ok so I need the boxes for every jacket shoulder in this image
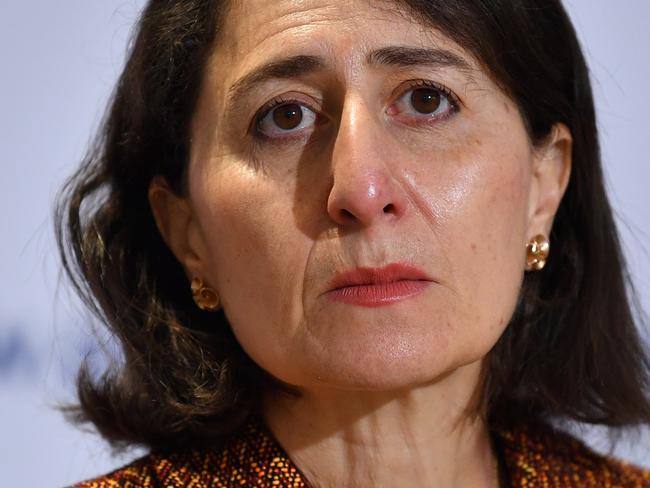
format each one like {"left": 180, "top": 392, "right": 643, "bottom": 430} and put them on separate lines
{"left": 71, "top": 448, "right": 219, "bottom": 487}
{"left": 499, "top": 421, "right": 650, "bottom": 487}
{"left": 71, "top": 416, "right": 308, "bottom": 487}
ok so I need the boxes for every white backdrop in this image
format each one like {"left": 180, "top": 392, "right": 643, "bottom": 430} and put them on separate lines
{"left": 1, "top": 1, "right": 649, "bottom": 486}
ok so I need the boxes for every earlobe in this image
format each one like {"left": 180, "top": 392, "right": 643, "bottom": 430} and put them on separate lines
{"left": 148, "top": 176, "right": 203, "bottom": 274}
{"left": 526, "top": 123, "right": 573, "bottom": 237}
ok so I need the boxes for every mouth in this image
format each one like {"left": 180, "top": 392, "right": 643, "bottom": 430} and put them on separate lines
{"left": 326, "top": 263, "right": 432, "bottom": 308}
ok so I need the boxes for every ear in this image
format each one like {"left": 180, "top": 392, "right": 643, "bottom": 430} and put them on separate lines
{"left": 526, "top": 123, "right": 573, "bottom": 238}
{"left": 148, "top": 176, "right": 205, "bottom": 276}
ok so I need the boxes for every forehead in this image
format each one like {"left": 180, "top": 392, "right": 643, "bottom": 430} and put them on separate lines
{"left": 217, "top": 0, "right": 480, "bottom": 74}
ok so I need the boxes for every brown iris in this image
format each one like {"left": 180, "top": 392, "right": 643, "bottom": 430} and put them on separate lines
{"left": 410, "top": 88, "right": 441, "bottom": 114}
{"left": 272, "top": 104, "right": 303, "bottom": 130}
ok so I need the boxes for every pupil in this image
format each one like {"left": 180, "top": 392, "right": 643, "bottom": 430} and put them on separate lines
{"left": 273, "top": 104, "right": 303, "bottom": 130}
{"left": 411, "top": 88, "right": 441, "bottom": 114}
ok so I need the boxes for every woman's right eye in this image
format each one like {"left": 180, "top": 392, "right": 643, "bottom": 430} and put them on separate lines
{"left": 255, "top": 101, "right": 319, "bottom": 140}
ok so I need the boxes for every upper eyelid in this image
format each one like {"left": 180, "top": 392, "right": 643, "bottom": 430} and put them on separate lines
{"left": 258, "top": 93, "right": 322, "bottom": 117}
{"left": 395, "top": 80, "right": 461, "bottom": 109}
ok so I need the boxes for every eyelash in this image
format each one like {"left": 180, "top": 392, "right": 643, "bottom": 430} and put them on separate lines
{"left": 251, "top": 79, "right": 460, "bottom": 143}
{"left": 394, "top": 79, "right": 460, "bottom": 122}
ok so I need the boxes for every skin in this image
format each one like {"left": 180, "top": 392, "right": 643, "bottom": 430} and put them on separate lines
{"left": 149, "top": 0, "right": 572, "bottom": 485}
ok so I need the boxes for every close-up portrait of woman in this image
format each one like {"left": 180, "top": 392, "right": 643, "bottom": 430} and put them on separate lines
{"left": 51, "top": 0, "right": 650, "bottom": 486}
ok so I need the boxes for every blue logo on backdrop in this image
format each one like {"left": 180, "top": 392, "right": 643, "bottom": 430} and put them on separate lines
{"left": 0, "top": 320, "right": 113, "bottom": 386}
{"left": 0, "top": 325, "right": 39, "bottom": 379}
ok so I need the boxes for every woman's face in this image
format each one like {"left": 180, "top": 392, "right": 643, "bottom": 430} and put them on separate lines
{"left": 154, "top": 0, "right": 570, "bottom": 391}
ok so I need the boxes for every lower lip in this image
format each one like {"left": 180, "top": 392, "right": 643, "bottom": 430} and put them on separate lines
{"left": 326, "top": 280, "right": 430, "bottom": 307}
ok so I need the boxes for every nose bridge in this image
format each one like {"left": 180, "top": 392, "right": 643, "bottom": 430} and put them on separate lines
{"left": 332, "top": 93, "right": 377, "bottom": 166}
{"left": 327, "top": 93, "right": 407, "bottom": 227}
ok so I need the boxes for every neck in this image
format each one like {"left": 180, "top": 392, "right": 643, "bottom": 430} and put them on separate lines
{"left": 262, "top": 360, "right": 499, "bottom": 488}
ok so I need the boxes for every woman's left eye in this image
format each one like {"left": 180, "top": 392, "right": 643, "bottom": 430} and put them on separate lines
{"left": 255, "top": 101, "right": 319, "bottom": 139}
{"left": 389, "top": 82, "right": 458, "bottom": 122}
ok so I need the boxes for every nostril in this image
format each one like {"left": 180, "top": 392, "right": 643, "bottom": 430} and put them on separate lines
{"left": 327, "top": 190, "right": 404, "bottom": 226}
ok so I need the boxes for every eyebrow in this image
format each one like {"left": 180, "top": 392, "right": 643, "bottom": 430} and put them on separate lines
{"left": 224, "top": 46, "right": 473, "bottom": 116}
{"left": 227, "top": 55, "right": 326, "bottom": 104}
{"left": 366, "top": 46, "right": 473, "bottom": 73}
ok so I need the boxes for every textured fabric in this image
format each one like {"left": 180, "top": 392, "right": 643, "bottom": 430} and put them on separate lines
{"left": 497, "top": 423, "right": 650, "bottom": 487}
{"left": 73, "top": 417, "right": 305, "bottom": 488}
{"left": 73, "top": 417, "right": 650, "bottom": 487}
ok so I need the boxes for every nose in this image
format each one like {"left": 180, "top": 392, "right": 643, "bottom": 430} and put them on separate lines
{"left": 326, "top": 96, "right": 408, "bottom": 228}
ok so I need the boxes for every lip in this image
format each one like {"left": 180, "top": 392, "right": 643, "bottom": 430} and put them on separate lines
{"left": 325, "top": 263, "right": 432, "bottom": 308}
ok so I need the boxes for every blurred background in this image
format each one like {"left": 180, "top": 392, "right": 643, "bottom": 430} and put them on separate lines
{"left": 1, "top": 1, "right": 649, "bottom": 486}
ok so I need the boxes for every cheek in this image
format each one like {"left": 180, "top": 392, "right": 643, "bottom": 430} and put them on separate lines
{"left": 446, "top": 141, "right": 530, "bottom": 345}
{"left": 405, "top": 130, "right": 531, "bottom": 354}
{"left": 193, "top": 169, "right": 309, "bottom": 357}
{"left": 466, "top": 156, "right": 528, "bottom": 334}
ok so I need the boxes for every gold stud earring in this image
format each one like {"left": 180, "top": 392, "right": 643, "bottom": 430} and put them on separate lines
{"left": 191, "top": 277, "right": 221, "bottom": 311}
{"left": 525, "top": 234, "right": 550, "bottom": 271}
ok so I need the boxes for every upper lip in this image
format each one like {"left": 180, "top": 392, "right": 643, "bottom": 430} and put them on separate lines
{"left": 328, "top": 263, "right": 432, "bottom": 291}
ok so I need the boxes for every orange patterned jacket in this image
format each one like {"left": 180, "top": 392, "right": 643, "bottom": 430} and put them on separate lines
{"left": 74, "top": 416, "right": 650, "bottom": 487}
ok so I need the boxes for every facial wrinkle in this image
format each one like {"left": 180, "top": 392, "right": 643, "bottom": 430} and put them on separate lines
{"left": 397, "top": 167, "right": 458, "bottom": 294}
{"left": 238, "top": 2, "right": 345, "bottom": 54}
{"left": 397, "top": 167, "right": 442, "bottom": 239}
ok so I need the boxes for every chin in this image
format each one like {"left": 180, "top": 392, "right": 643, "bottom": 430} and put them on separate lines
{"left": 290, "top": 331, "right": 473, "bottom": 392}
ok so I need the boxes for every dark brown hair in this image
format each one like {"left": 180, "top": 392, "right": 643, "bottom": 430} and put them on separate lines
{"left": 56, "top": 0, "right": 650, "bottom": 451}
